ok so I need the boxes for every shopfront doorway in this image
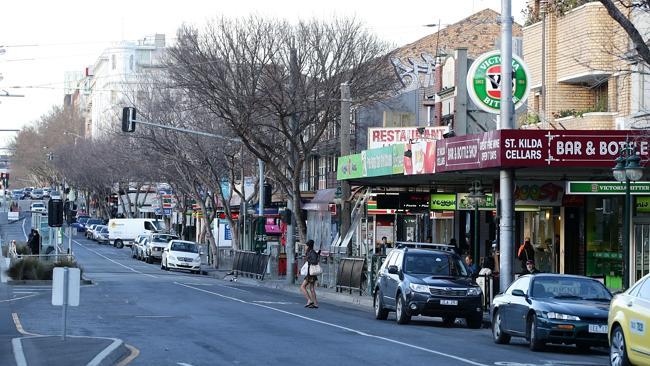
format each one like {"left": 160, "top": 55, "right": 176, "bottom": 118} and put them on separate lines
{"left": 633, "top": 220, "right": 650, "bottom": 283}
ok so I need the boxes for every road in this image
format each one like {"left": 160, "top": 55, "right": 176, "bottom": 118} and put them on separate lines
{"left": 2, "top": 214, "right": 610, "bottom": 366}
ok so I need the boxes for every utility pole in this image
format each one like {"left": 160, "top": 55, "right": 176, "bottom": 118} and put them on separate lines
{"left": 286, "top": 46, "right": 299, "bottom": 285}
{"left": 340, "top": 82, "right": 352, "bottom": 255}
{"left": 499, "top": 0, "right": 515, "bottom": 291}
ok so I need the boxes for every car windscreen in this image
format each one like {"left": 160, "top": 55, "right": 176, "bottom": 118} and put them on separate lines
{"left": 78, "top": 217, "right": 89, "bottom": 224}
{"left": 32, "top": 203, "right": 45, "bottom": 208}
{"left": 170, "top": 242, "right": 198, "bottom": 253}
{"left": 153, "top": 235, "right": 177, "bottom": 242}
{"left": 403, "top": 253, "right": 469, "bottom": 277}
{"left": 33, "top": 189, "right": 43, "bottom": 194}
{"left": 531, "top": 277, "right": 612, "bottom": 300}
{"left": 87, "top": 219, "right": 102, "bottom": 225}
{"left": 153, "top": 221, "right": 166, "bottom": 231}
{"left": 100, "top": 228, "right": 108, "bottom": 233}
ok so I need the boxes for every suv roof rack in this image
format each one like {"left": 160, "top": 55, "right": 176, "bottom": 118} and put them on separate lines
{"left": 395, "top": 241, "right": 456, "bottom": 253}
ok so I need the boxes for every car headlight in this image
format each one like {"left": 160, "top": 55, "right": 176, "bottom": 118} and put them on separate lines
{"left": 168, "top": 255, "right": 176, "bottom": 261}
{"left": 193, "top": 256, "right": 201, "bottom": 262}
{"left": 545, "top": 312, "right": 580, "bottom": 321}
{"left": 467, "top": 287, "right": 482, "bottom": 296}
{"left": 409, "top": 283, "right": 430, "bottom": 293}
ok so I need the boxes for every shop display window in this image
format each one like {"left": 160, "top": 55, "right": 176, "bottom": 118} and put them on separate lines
{"left": 586, "top": 197, "right": 623, "bottom": 289}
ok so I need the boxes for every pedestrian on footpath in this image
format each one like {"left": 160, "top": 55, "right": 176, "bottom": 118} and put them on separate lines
{"left": 300, "top": 240, "right": 320, "bottom": 309}
{"left": 28, "top": 229, "right": 40, "bottom": 255}
{"left": 524, "top": 259, "right": 541, "bottom": 275}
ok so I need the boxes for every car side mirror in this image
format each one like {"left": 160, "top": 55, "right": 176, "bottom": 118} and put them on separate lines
{"left": 512, "top": 289, "right": 526, "bottom": 297}
{"left": 388, "top": 265, "right": 399, "bottom": 274}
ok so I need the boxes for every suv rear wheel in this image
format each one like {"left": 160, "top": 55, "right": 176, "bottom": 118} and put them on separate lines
{"left": 114, "top": 239, "right": 124, "bottom": 249}
{"left": 395, "top": 295, "right": 411, "bottom": 324}
{"left": 374, "top": 290, "right": 389, "bottom": 320}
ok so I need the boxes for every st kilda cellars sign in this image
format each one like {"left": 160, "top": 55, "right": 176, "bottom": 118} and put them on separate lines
{"left": 435, "top": 130, "right": 650, "bottom": 172}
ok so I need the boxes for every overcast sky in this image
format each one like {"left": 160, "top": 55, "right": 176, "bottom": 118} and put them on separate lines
{"left": 0, "top": 0, "right": 525, "bottom": 148}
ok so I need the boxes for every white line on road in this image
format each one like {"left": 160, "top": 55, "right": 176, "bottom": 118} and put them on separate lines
{"left": 0, "top": 294, "right": 37, "bottom": 303}
{"left": 134, "top": 315, "right": 175, "bottom": 318}
{"left": 252, "top": 301, "right": 293, "bottom": 305}
{"left": 174, "top": 282, "right": 489, "bottom": 366}
{"left": 177, "top": 363, "right": 195, "bottom": 366}
{"left": 73, "top": 239, "right": 158, "bottom": 278}
{"left": 21, "top": 217, "right": 28, "bottom": 241}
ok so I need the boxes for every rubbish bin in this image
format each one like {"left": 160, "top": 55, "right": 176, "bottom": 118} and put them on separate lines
{"left": 278, "top": 253, "right": 287, "bottom": 275}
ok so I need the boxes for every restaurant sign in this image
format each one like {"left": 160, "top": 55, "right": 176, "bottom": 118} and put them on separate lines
{"left": 435, "top": 130, "right": 650, "bottom": 172}
{"left": 566, "top": 181, "right": 650, "bottom": 195}
{"left": 430, "top": 193, "right": 457, "bottom": 210}
{"left": 368, "top": 127, "right": 447, "bottom": 149}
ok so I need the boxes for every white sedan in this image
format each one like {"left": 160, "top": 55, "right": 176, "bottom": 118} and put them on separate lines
{"left": 30, "top": 202, "right": 46, "bottom": 213}
{"left": 161, "top": 240, "right": 202, "bottom": 274}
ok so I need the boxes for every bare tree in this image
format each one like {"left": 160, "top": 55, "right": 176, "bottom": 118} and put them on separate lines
{"left": 600, "top": 0, "right": 650, "bottom": 66}
{"left": 164, "top": 16, "right": 395, "bottom": 242}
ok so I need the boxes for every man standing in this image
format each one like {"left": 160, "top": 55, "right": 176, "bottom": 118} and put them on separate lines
{"left": 465, "top": 254, "right": 478, "bottom": 277}
{"left": 524, "top": 260, "right": 540, "bottom": 275}
{"left": 28, "top": 229, "right": 40, "bottom": 255}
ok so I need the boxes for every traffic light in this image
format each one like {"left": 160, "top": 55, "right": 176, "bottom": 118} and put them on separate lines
{"left": 48, "top": 198, "right": 64, "bottom": 227}
{"left": 121, "top": 107, "right": 136, "bottom": 132}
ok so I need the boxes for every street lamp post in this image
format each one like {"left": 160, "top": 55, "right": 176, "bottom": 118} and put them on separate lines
{"left": 612, "top": 147, "right": 643, "bottom": 289}
{"left": 466, "top": 181, "right": 486, "bottom": 264}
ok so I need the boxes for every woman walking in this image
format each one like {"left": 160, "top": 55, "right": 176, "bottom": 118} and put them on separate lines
{"left": 300, "top": 240, "right": 321, "bottom": 308}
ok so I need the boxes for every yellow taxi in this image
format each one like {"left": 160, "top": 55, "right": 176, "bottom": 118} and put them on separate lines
{"left": 609, "top": 273, "right": 650, "bottom": 366}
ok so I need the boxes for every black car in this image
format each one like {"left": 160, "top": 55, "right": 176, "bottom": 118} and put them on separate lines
{"left": 491, "top": 274, "right": 612, "bottom": 351}
{"left": 373, "top": 244, "right": 483, "bottom": 328}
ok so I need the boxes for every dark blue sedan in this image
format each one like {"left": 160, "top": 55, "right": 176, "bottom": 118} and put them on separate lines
{"left": 491, "top": 274, "right": 612, "bottom": 352}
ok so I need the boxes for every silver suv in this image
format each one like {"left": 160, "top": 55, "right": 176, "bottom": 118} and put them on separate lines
{"left": 143, "top": 233, "right": 179, "bottom": 264}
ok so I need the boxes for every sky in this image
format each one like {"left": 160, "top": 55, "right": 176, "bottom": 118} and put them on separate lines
{"left": 0, "top": 0, "right": 525, "bottom": 148}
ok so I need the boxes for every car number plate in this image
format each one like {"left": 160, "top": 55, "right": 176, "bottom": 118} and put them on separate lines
{"left": 440, "top": 300, "right": 458, "bottom": 306}
{"left": 588, "top": 324, "right": 608, "bottom": 334}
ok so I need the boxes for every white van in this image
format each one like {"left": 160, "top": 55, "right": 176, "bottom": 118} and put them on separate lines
{"left": 108, "top": 218, "right": 165, "bottom": 248}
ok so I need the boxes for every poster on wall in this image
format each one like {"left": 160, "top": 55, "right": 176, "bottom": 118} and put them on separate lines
{"left": 404, "top": 141, "right": 436, "bottom": 175}
{"left": 376, "top": 225, "right": 394, "bottom": 244}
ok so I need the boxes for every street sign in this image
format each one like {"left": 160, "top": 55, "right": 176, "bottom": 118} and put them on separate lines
{"left": 52, "top": 267, "right": 80, "bottom": 306}
{"left": 566, "top": 181, "right": 650, "bottom": 195}
{"left": 466, "top": 50, "right": 530, "bottom": 114}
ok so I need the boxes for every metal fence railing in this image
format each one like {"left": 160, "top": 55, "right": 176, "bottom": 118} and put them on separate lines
{"left": 335, "top": 257, "right": 366, "bottom": 295}
{"left": 476, "top": 273, "right": 498, "bottom": 311}
{"left": 232, "top": 250, "right": 270, "bottom": 280}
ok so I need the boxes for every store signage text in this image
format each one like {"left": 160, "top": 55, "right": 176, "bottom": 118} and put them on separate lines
{"left": 368, "top": 127, "right": 446, "bottom": 149}
{"left": 514, "top": 181, "right": 564, "bottom": 206}
{"left": 566, "top": 181, "right": 650, "bottom": 195}
{"left": 430, "top": 193, "right": 457, "bottom": 210}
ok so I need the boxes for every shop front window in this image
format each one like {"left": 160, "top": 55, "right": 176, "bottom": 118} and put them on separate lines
{"left": 586, "top": 197, "right": 623, "bottom": 289}
{"left": 521, "top": 208, "right": 558, "bottom": 274}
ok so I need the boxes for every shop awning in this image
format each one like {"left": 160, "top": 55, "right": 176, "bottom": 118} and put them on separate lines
{"left": 303, "top": 188, "right": 336, "bottom": 211}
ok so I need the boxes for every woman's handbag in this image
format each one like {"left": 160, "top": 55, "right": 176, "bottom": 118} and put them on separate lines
{"left": 308, "top": 264, "right": 323, "bottom": 276}
{"left": 300, "top": 262, "right": 323, "bottom": 276}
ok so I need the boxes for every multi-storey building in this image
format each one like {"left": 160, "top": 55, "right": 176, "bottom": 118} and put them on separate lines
{"left": 84, "top": 34, "right": 166, "bottom": 139}
{"left": 522, "top": 0, "right": 650, "bottom": 130}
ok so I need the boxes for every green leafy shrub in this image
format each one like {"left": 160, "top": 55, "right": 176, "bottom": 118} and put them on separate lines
{"left": 15, "top": 245, "right": 31, "bottom": 255}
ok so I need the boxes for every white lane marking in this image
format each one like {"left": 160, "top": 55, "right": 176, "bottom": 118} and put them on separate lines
{"left": 12, "top": 338, "right": 27, "bottom": 366}
{"left": 82, "top": 337, "right": 124, "bottom": 366}
{"left": 134, "top": 315, "right": 175, "bottom": 318}
{"left": 0, "top": 294, "right": 37, "bottom": 303}
{"left": 21, "top": 216, "right": 28, "bottom": 240}
{"left": 178, "top": 363, "right": 195, "bottom": 366}
{"left": 73, "top": 239, "right": 157, "bottom": 278}
{"left": 253, "top": 301, "right": 293, "bottom": 305}
{"left": 13, "top": 292, "right": 40, "bottom": 294}
{"left": 175, "top": 282, "right": 489, "bottom": 366}
{"left": 12, "top": 313, "right": 40, "bottom": 336}
{"left": 178, "top": 281, "right": 250, "bottom": 293}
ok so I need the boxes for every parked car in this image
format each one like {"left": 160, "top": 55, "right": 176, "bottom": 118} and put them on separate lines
{"left": 30, "top": 202, "right": 46, "bottom": 213}
{"left": 96, "top": 227, "right": 110, "bottom": 244}
{"left": 85, "top": 224, "right": 99, "bottom": 239}
{"left": 50, "top": 190, "right": 62, "bottom": 200}
{"left": 42, "top": 188, "right": 51, "bottom": 199}
{"left": 131, "top": 234, "right": 149, "bottom": 260}
{"left": 91, "top": 225, "right": 107, "bottom": 241}
{"left": 81, "top": 218, "right": 103, "bottom": 233}
{"left": 608, "top": 273, "right": 650, "bottom": 366}
{"left": 161, "top": 240, "right": 202, "bottom": 274}
{"left": 108, "top": 218, "right": 165, "bottom": 249}
{"left": 143, "top": 233, "right": 180, "bottom": 264}
{"left": 491, "top": 274, "right": 612, "bottom": 352}
{"left": 373, "top": 243, "right": 483, "bottom": 328}
{"left": 72, "top": 216, "right": 91, "bottom": 232}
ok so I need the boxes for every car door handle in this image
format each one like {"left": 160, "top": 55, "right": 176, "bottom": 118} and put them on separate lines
{"left": 627, "top": 301, "right": 633, "bottom": 307}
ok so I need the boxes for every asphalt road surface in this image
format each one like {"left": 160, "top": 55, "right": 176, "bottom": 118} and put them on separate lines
{"left": 2, "top": 218, "right": 610, "bottom": 366}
